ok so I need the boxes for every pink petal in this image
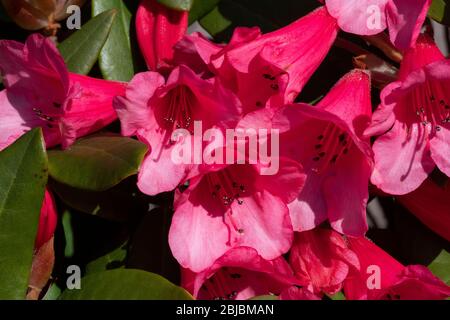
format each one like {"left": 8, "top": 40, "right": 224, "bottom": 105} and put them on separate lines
{"left": 62, "top": 74, "right": 127, "bottom": 148}
{"left": 136, "top": 0, "right": 188, "bottom": 71}
{"left": 371, "top": 121, "right": 435, "bottom": 195}
{"left": 325, "top": 0, "right": 388, "bottom": 35}
{"left": 386, "top": 0, "right": 432, "bottom": 50}
{"left": 113, "top": 71, "right": 165, "bottom": 137}
{"left": 398, "top": 178, "right": 450, "bottom": 242}
{"left": 289, "top": 229, "right": 360, "bottom": 295}
{"left": 183, "top": 247, "right": 297, "bottom": 299}
{"left": 317, "top": 69, "right": 372, "bottom": 138}
{"left": 35, "top": 189, "right": 58, "bottom": 250}
{"left": 221, "top": 6, "right": 338, "bottom": 104}
{"left": 169, "top": 176, "right": 233, "bottom": 272}
{"left": 322, "top": 146, "right": 371, "bottom": 236}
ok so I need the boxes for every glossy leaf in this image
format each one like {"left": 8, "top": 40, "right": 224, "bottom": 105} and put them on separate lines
{"left": 250, "top": 295, "right": 279, "bottom": 300}
{"left": 0, "top": 129, "right": 48, "bottom": 300}
{"left": 48, "top": 136, "right": 148, "bottom": 192}
{"left": 58, "top": 9, "right": 117, "bottom": 75}
{"left": 428, "top": 0, "right": 450, "bottom": 26}
{"left": 158, "top": 0, "right": 193, "bottom": 11}
{"left": 428, "top": 250, "right": 450, "bottom": 285}
{"left": 92, "top": 0, "right": 134, "bottom": 81}
{"left": 59, "top": 269, "right": 193, "bottom": 300}
{"left": 85, "top": 242, "right": 127, "bottom": 274}
{"left": 188, "top": 0, "right": 220, "bottom": 24}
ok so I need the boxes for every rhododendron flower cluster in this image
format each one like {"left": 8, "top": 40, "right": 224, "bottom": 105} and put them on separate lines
{"left": 0, "top": 0, "right": 448, "bottom": 302}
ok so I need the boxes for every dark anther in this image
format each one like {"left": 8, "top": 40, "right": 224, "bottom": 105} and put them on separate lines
{"left": 338, "top": 133, "right": 346, "bottom": 142}
{"left": 315, "top": 144, "right": 322, "bottom": 149}
{"left": 313, "top": 156, "right": 320, "bottom": 162}
{"left": 394, "top": 294, "right": 401, "bottom": 300}
{"left": 440, "top": 100, "right": 445, "bottom": 105}
{"left": 330, "top": 154, "right": 338, "bottom": 164}
{"left": 430, "top": 95, "right": 435, "bottom": 102}
{"left": 270, "top": 84, "right": 279, "bottom": 91}
{"left": 215, "top": 184, "right": 221, "bottom": 191}
{"left": 237, "top": 228, "right": 244, "bottom": 234}
{"left": 436, "top": 126, "right": 441, "bottom": 132}
{"left": 262, "top": 73, "right": 272, "bottom": 79}
{"left": 343, "top": 148, "right": 349, "bottom": 155}
{"left": 319, "top": 152, "right": 326, "bottom": 158}
{"left": 53, "top": 102, "right": 61, "bottom": 108}
{"left": 230, "top": 273, "right": 241, "bottom": 279}
{"left": 446, "top": 105, "right": 450, "bottom": 110}
{"left": 237, "top": 200, "right": 244, "bottom": 205}
{"left": 317, "top": 135, "right": 324, "bottom": 140}
{"left": 47, "top": 124, "right": 53, "bottom": 129}
{"left": 256, "top": 101, "right": 263, "bottom": 107}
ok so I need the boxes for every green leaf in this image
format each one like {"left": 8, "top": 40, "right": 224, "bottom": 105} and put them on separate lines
{"left": 328, "top": 291, "right": 346, "bottom": 300}
{"left": 428, "top": 250, "right": 450, "bottom": 285}
{"left": 48, "top": 136, "right": 148, "bottom": 192}
{"left": 158, "top": 0, "right": 193, "bottom": 11}
{"left": 43, "top": 283, "right": 62, "bottom": 300}
{"left": 62, "top": 210, "right": 75, "bottom": 258}
{"left": 250, "top": 295, "right": 279, "bottom": 300}
{"left": 0, "top": 129, "right": 48, "bottom": 300}
{"left": 86, "top": 242, "right": 127, "bottom": 274}
{"left": 50, "top": 179, "right": 144, "bottom": 222}
{"left": 92, "top": 0, "right": 134, "bottom": 81}
{"left": 58, "top": 9, "right": 117, "bottom": 75}
{"left": 428, "top": 0, "right": 450, "bottom": 26}
{"left": 189, "top": 0, "right": 221, "bottom": 24}
{"left": 59, "top": 269, "right": 194, "bottom": 300}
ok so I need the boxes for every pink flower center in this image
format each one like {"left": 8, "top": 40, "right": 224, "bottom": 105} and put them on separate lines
{"left": 32, "top": 101, "right": 63, "bottom": 129}
{"left": 163, "top": 85, "right": 194, "bottom": 133}
{"left": 412, "top": 81, "right": 450, "bottom": 133}
{"left": 310, "top": 123, "right": 353, "bottom": 173}
{"left": 201, "top": 268, "right": 242, "bottom": 300}
{"left": 205, "top": 170, "right": 247, "bottom": 235}
{"left": 207, "top": 171, "right": 246, "bottom": 207}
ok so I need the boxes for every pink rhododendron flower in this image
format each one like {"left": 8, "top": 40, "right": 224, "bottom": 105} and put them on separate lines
{"left": 114, "top": 65, "right": 243, "bottom": 195}
{"left": 323, "top": 0, "right": 431, "bottom": 49}
{"left": 366, "top": 35, "right": 450, "bottom": 195}
{"left": 0, "top": 34, "right": 126, "bottom": 150}
{"left": 35, "top": 189, "right": 58, "bottom": 250}
{"left": 174, "top": 7, "right": 339, "bottom": 109}
{"left": 344, "top": 237, "right": 450, "bottom": 300}
{"left": 182, "top": 247, "right": 299, "bottom": 300}
{"left": 397, "top": 178, "right": 450, "bottom": 242}
{"left": 242, "top": 69, "right": 373, "bottom": 235}
{"left": 169, "top": 159, "right": 306, "bottom": 273}
{"left": 136, "top": 0, "right": 188, "bottom": 71}
{"left": 289, "top": 228, "right": 359, "bottom": 296}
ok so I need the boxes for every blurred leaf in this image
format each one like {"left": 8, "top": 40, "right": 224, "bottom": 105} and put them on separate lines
{"left": 43, "top": 283, "right": 62, "bottom": 300}
{"left": 428, "top": 250, "right": 450, "bottom": 285}
{"left": 59, "top": 269, "right": 193, "bottom": 300}
{"left": 250, "top": 295, "right": 279, "bottom": 300}
{"left": 58, "top": 9, "right": 117, "bottom": 75}
{"left": 0, "top": 1, "right": 10, "bottom": 22}
{"left": 50, "top": 179, "right": 145, "bottom": 222}
{"left": 328, "top": 291, "right": 346, "bottom": 300}
{"left": 189, "top": 0, "right": 220, "bottom": 24}
{"left": 127, "top": 207, "right": 181, "bottom": 284}
{"left": 200, "top": 0, "right": 319, "bottom": 40}
{"left": 428, "top": 0, "right": 450, "bottom": 26}
{"left": 48, "top": 136, "right": 147, "bottom": 191}
{"left": 85, "top": 242, "right": 127, "bottom": 274}
{"left": 158, "top": 0, "right": 193, "bottom": 11}
{"left": 92, "top": 0, "right": 134, "bottom": 81}
{"left": 0, "top": 129, "right": 48, "bottom": 300}
{"left": 62, "top": 210, "right": 75, "bottom": 259}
